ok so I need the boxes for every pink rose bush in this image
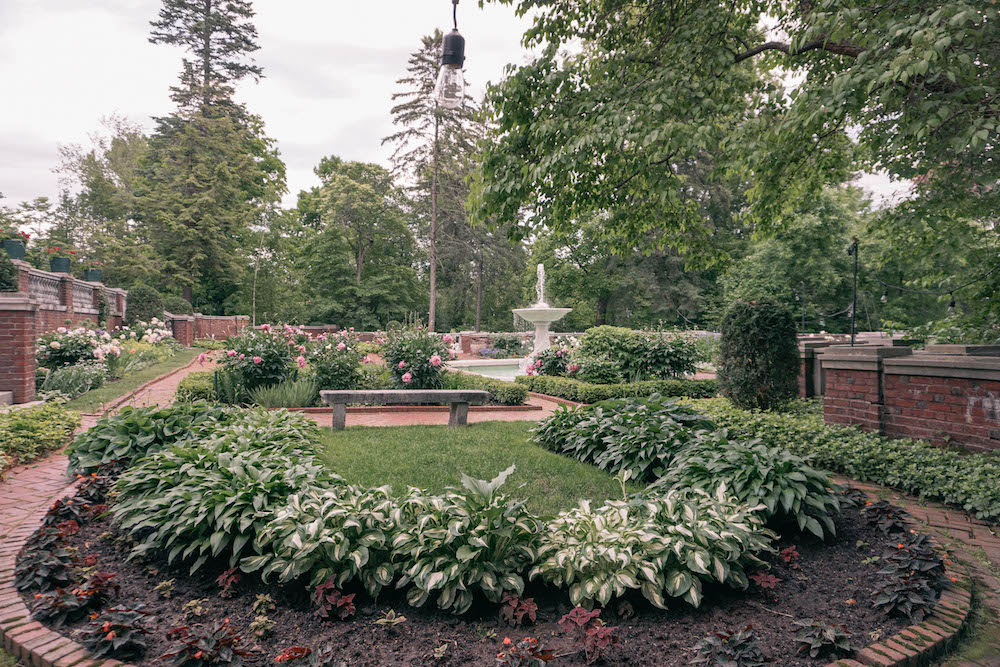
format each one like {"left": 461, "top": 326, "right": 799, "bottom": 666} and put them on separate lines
{"left": 382, "top": 325, "right": 449, "bottom": 389}
{"left": 308, "top": 330, "right": 362, "bottom": 390}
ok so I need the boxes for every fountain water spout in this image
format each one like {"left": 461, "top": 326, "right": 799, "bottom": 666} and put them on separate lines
{"left": 513, "top": 264, "right": 571, "bottom": 363}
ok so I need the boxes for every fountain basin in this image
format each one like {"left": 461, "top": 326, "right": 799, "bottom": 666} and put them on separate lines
{"left": 511, "top": 307, "right": 572, "bottom": 324}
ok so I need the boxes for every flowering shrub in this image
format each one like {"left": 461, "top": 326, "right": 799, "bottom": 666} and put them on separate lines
{"left": 114, "top": 318, "right": 175, "bottom": 346}
{"left": 382, "top": 326, "right": 449, "bottom": 389}
{"left": 36, "top": 327, "right": 118, "bottom": 369}
{"left": 221, "top": 327, "right": 296, "bottom": 392}
{"left": 1, "top": 223, "right": 30, "bottom": 243}
{"left": 309, "top": 332, "right": 363, "bottom": 390}
{"left": 528, "top": 344, "right": 573, "bottom": 376}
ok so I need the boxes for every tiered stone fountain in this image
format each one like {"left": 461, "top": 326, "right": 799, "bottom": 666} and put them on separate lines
{"left": 513, "top": 264, "right": 571, "bottom": 370}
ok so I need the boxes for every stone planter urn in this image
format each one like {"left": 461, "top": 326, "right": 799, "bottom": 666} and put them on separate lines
{"left": 2, "top": 239, "right": 25, "bottom": 260}
{"left": 84, "top": 268, "right": 103, "bottom": 282}
{"left": 49, "top": 257, "right": 71, "bottom": 273}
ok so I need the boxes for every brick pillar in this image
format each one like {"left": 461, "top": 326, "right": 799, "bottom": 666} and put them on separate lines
{"left": 0, "top": 294, "right": 39, "bottom": 404}
{"left": 170, "top": 316, "right": 194, "bottom": 347}
{"left": 12, "top": 260, "right": 30, "bottom": 293}
{"left": 818, "top": 346, "right": 913, "bottom": 434}
{"left": 58, "top": 276, "right": 74, "bottom": 320}
{"left": 797, "top": 341, "right": 840, "bottom": 397}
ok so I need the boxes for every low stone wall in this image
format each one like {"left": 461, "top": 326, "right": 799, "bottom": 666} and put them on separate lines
{"left": 819, "top": 344, "right": 1000, "bottom": 453}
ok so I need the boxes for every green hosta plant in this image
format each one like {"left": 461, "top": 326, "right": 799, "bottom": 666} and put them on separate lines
{"left": 65, "top": 401, "right": 229, "bottom": 475}
{"left": 243, "top": 485, "right": 401, "bottom": 597}
{"left": 532, "top": 395, "right": 716, "bottom": 482}
{"left": 112, "top": 411, "right": 334, "bottom": 573}
{"left": 391, "top": 465, "right": 543, "bottom": 614}
{"left": 531, "top": 487, "right": 776, "bottom": 609}
{"left": 655, "top": 435, "right": 841, "bottom": 539}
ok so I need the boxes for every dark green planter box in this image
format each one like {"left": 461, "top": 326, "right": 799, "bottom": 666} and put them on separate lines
{"left": 49, "top": 257, "right": 71, "bottom": 273}
{"left": 84, "top": 268, "right": 103, "bottom": 282}
{"left": 3, "top": 239, "right": 25, "bottom": 260}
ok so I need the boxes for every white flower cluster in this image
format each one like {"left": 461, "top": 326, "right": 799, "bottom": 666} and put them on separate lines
{"left": 116, "top": 318, "right": 174, "bottom": 345}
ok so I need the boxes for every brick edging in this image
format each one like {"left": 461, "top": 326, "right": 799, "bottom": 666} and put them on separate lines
{"left": 526, "top": 391, "right": 581, "bottom": 407}
{"left": 0, "top": 478, "right": 138, "bottom": 667}
{"left": 823, "top": 519, "right": 975, "bottom": 666}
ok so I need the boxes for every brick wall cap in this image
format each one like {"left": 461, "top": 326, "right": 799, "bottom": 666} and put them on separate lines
{"left": 883, "top": 354, "right": 1000, "bottom": 380}
{"left": 0, "top": 294, "right": 39, "bottom": 311}
{"left": 818, "top": 346, "right": 913, "bottom": 360}
{"left": 924, "top": 344, "right": 1000, "bottom": 356}
{"left": 165, "top": 314, "right": 195, "bottom": 322}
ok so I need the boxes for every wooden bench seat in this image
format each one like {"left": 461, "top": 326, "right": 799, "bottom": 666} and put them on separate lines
{"left": 319, "top": 389, "right": 491, "bottom": 429}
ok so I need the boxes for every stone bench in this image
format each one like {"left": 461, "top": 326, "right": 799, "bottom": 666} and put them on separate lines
{"left": 319, "top": 389, "right": 491, "bottom": 430}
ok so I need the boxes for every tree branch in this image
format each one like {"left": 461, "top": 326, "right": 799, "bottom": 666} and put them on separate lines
{"left": 734, "top": 38, "right": 863, "bottom": 64}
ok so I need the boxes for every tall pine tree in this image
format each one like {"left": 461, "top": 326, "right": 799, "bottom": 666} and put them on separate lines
{"left": 139, "top": 0, "right": 284, "bottom": 309}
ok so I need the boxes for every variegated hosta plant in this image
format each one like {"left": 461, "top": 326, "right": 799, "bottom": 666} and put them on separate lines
{"left": 530, "top": 487, "right": 776, "bottom": 609}
{"left": 655, "top": 436, "right": 841, "bottom": 539}
{"left": 112, "top": 411, "right": 334, "bottom": 574}
{"left": 242, "top": 485, "right": 404, "bottom": 597}
{"left": 391, "top": 465, "right": 543, "bottom": 615}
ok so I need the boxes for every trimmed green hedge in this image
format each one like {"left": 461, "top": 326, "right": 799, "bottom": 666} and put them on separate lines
{"left": 516, "top": 375, "right": 718, "bottom": 403}
{"left": 444, "top": 371, "right": 528, "bottom": 406}
{"left": 688, "top": 398, "right": 1000, "bottom": 524}
{"left": 175, "top": 371, "right": 215, "bottom": 402}
{"left": 0, "top": 404, "right": 79, "bottom": 475}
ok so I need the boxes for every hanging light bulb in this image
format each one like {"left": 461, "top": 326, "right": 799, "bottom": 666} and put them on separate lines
{"left": 434, "top": 1, "right": 466, "bottom": 110}
{"left": 947, "top": 293, "right": 956, "bottom": 315}
{"left": 880, "top": 291, "right": 888, "bottom": 303}
{"left": 819, "top": 318, "right": 825, "bottom": 327}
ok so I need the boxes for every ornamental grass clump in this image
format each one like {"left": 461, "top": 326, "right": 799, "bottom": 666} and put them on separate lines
{"left": 382, "top": 325, "right": 450, "bottom": 388}
{"left": 531, "top": 395, "right": 716, "bottom": 482}
{"left": 530, "top": 487, "right": 775, "bottom": 609}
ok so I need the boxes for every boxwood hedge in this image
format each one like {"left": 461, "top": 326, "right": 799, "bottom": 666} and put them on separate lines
{"left": 516, "top": 375, "right": 718, "bottom": 403}
{"left": 443, "top": 371, "right": 528, "bottom": 405}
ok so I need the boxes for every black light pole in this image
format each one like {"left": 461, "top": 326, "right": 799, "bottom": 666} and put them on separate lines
{"left": 847, "top": 237, "right": 859, "bottom": 346}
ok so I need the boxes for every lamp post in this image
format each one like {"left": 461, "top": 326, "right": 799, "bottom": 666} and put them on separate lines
{"left": 847, "top": 237, "right": 859, "bottom": 346}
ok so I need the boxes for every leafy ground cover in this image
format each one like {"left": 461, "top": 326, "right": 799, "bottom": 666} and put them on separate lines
{"left": 0, "top": 403, "right": 79, "bottom": 476}
{"left": 317, "top": 422, "right": 632, "bottom": 516}
{"left": 63, "top": 348, "right": 198, "bottom": 413}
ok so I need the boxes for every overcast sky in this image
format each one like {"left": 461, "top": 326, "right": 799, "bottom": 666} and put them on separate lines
{"left": 0, "top": 0, "right": 534, "bottom": 209}
{"left": 0, "top": 1, "right": 908, "bottom": 211}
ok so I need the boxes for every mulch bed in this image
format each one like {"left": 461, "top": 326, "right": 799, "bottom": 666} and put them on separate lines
{"left": 23, "top": 502, "right": 911, "bottom": 666}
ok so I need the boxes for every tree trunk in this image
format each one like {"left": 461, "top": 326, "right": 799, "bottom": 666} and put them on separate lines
{"left": 183, "top": 284, "right": 194, "bottom": 304}
{"left": 201, "top": 0, "right": 213, "bottom": 110}
{"left": 596, "top": 295, "right": 609, "bottom": 326}
{"left": 475, "top": 243, "right": 483, "bottom": 332}
{"left": 429, "top": 114, "right": 439, "bottom": 331}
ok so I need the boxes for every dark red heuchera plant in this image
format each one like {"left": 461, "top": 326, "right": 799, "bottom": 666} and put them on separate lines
{"left": 500, "top": 593, "right": 538, "bottom": 627}
{"left": 495, "top": 637, "right": 555, "bottom": 666}
{"left": 750, "top": 572, "right": 782, "bottom": 590}
{"left": 557, "top": 607, "right": 619, "bottom": 664}
{"left": 311, "top": 578, "right": 356, "bottom": 621}
{"left": 216, "top": 567, "right": 241, "bottom": 598}
{"left": 160, "top": 619, "right": 249, "bottom": 666}
{"left": 779, "top": 546, "right": 800, "bottom": 567}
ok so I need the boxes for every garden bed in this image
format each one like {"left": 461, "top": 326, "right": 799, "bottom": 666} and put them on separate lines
{"left": 29, "top": 503, "right": 908, "bottom": 665}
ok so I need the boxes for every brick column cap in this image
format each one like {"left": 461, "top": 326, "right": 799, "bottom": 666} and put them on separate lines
{"left": 167, "top": 314, "right": 195, "bottom": 322}
{"left": 818, "top": 345, "right": 913, "bottom": 371}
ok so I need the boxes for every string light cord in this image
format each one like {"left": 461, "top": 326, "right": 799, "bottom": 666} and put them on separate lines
{"left": 870, "top": 262, "right": 1000, "bottom": 297}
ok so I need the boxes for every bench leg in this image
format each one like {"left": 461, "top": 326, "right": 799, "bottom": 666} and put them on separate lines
{"left": 448, "top": 402, "right": 470, "bottom": 426}
{"left": 332, "top": 403, "right": 347, "bottom": 430}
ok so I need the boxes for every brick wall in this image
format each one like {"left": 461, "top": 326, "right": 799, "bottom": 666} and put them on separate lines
{"left": 820, "top": 346, "right": 1000, "bottom": 453}
{"left": 193, "top": 315, "right": 249, "bottom": 340}
{"left": 169, "top": 316, "right": 195, "bottom": 347}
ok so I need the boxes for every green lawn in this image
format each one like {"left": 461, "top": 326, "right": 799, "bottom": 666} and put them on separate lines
{"left": 318, "top": 421, "right": 637, "bottom": 516}
{"left": 63, "top": 348, "right": 200, "bottom": 413}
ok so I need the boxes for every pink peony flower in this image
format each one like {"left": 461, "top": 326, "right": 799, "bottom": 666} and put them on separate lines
{"left": 448, "top": 350, "right": 456, "bottom": 359}
{"left": 429, "top": 354, "right": 442, "bottom": 367}
{"left": 556, "top": 349, "right": 563, "bottom": 357}
{"left": 261, "top": 324, "right": 271, "bottom": 331}
{"left": 337, "top": 342, "right": 346, "bottom": 351}
{"left": 363, "top": 355, "right": 372, "bottom": 364}
{"left": 398, "top": 361, "right": 407, "bottom": 369}
{"left": 197, "top": 352, "right": 209, "bottom": 364}
{"left": 401, "top": 372, "right": 412, "bottom": 384}
{"left": 349, "top": 327, "right": 354, "bottom": 332}
{"left": 297, "top": 345, "right": 306, "bottom": 353}
{"left": 239, "top": 353, "right": 245, "bottom": 359}
{"left": 443, "top": 334, "right": 454, "bottom": 344}
{"left": 567, "top": 363, "right": 579, "bottom": 373}
{"left": 252, "top": 356, "right": 262, "bottom": 364}
{"left": 227, "top": 349, "right": 237, "bottom": 357}
{"left": 296, "top": 355, "right": 306, "bottom": 368}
